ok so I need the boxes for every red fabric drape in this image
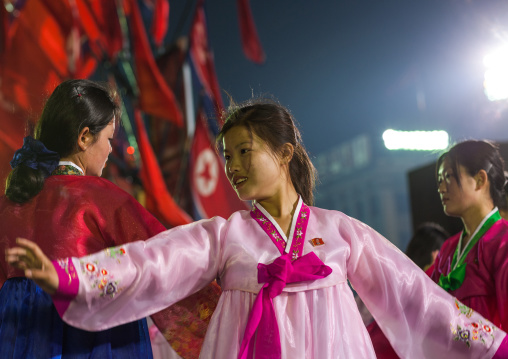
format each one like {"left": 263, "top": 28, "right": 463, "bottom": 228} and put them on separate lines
{"left": 151, "top": 0, "right": 170, "bottom": 47}
{"left": 0, "top": 106, "right": 26, "bottom": 194}
{"left": 80, "top": 0, "right": 124, "bottom": 59}
{"left": 130, "top": 0, "right": 183, "bottom": 126}
{"left": 189, "top": 111, "right": 248, "bottom": 219}
{"left": 237, "top": 0, "right": 265, "bottom": 64}
{"left": 134, "top": 108, "right": 191, "bottom": 227}
{"left": 0, "top": 1, "right": 69, "bottom": 112}
{"left": 189, "top": 1, "right": 224, "bottom": 119}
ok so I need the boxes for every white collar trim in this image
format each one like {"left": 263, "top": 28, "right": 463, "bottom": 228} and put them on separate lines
{"left": 456, "top": 206, "right": 499, "bottom": 265}
{"left": 254, "top": 196, "right": 303, "bottom": 254}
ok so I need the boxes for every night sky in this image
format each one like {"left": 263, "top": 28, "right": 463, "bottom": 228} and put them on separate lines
{"left": 169, "top": 0, "right": 508, "bottom": 157}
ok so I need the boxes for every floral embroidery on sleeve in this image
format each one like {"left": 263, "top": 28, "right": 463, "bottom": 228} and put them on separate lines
{"left": 455, "top": 299, "right": 473, "bottom": 317}
{"left": 105, "top": 247, "right": 126, "bottom": 261}
{"left": 80, "top": 246, "right": 127, "bottom": 298}
{"left": 57, "top": 257, "right": 77, "bottom": 285}
{"left": 451, "top": 299, "right": 495, "bottom": 348}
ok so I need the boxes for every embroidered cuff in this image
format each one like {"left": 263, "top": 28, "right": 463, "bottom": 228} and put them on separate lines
{"left": 493, "top": 334, "right": 508, "bottom": 359}
{"left": 51, "top": 258, "right": 79, "bottom": 317}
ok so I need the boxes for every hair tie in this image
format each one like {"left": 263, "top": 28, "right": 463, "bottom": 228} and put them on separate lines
{"left": 10, "top": 136, "right": 60, "bottom": 178}
{"left": 74, "top": 86, "right": 83, "bottom": 99}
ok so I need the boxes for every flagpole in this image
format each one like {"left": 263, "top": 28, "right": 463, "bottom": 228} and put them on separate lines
{"left": 183, "top": 61, "right": 196, "bottom": 139}
{"left": 173, "top": 61, "right": 195, "bottom": 204}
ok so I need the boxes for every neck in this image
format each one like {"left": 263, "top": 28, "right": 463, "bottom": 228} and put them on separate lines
{"left": 461, "top": 203, "right": 495, "bottom": 241}
{"left": 257, "top": 190, "right": 299, "bottom": 218}
{"left": 60, "top": 155, "right": 85, "bottom": 174}
{"left": 257, "top": 188, "right": 299, "bottom": 239}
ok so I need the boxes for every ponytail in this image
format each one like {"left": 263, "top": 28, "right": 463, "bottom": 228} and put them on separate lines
{"left": 5, "top": 166, "right": 46, "bottom": 203}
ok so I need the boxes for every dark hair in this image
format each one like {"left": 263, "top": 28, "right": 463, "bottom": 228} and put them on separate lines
{"left": 216, "top": 98, "right": 317, "bottom": 205}
{"left": 405, "top": 222, "right": 449, "bottom": 270}
{"left": 436, "top": 140, "right": 506, "bottom": 208}
{"left": 501, "top": 171, "right": 508, "bottom": 212}
{"left": 5, "top": 79, "right": 120, "bottom": 203}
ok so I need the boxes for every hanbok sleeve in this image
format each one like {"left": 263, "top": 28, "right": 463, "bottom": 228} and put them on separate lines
{"left": 341, "top": 216, "right": 507, "bottom": 359}
{"left": 52, "top": 216, "right": 227, "bottom": 332}
{"left": 491, "top": 234, "right": 508, "bottom": 329}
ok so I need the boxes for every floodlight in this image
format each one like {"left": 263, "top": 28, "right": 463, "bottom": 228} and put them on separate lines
{"left": 382, "top": 130, "right": 449, "bottom": 151}
{"left": 484, "top": 48, "right": 508, "bottom": 101}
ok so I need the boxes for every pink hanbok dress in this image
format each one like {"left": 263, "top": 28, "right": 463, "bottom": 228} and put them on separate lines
{"left": 51, "top": 198, "right": 508, "bottom": 358}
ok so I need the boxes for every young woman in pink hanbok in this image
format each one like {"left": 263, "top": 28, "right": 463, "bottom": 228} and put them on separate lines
{"left": 431, "top": 140, "right": 508, "bottom": 330}
{"left": 7, "top": 100, "right": 508, "bottom": 358}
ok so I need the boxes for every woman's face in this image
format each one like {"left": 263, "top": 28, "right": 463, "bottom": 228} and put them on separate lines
{"left": 437, "top": 158, "right": 478, "bottom": 218}
{"left": 222, "top": 125, "right": 286, "bottom": 202}
{"left": 83, "top": 120, "right": 115, "bottom": 176}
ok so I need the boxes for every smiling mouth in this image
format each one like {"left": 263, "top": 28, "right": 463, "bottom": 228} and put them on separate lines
{"left": 234, "top": 177, "right": 247, "bottom": 188}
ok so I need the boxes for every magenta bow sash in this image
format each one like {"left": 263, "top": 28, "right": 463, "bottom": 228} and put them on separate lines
{"left": 238, "top": 252, "right": 332, "bottom": 359}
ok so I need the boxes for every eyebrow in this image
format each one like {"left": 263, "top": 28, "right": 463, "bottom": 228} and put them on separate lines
{"left": 438, "top": 168, "right": 453, "bottom": 175}
{"left": 223, "top": 141, "right": 252, "bottom": 153}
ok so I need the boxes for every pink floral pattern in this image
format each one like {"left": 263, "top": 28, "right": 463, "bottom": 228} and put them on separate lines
{"left": 291, "top": 205, "right": 310, "bottom": 260}
{"left": 79, "top": 246, "right": 127, "bottom": 298}
{"left": 52, "top": 164, "right": 83, "bottom": 176}
{"left": 455, "top": 299, "right": 473, "bottom": 318}
{"left": 250, "top": 201, "right": 310, "bottom": 260}
{"left": 451, "top": 299, "right": 495, "bottom": 348}
{"left": 57, "top": 257, "right": 77, "bottom": 286}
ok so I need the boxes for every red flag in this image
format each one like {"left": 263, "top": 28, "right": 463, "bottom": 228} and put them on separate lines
{"left": 130, "top": 0, "right": 184, "bottom": 127}
{"left": 189, "top": 110, "right": 249, "bottom": 219}
{"left": 134, "top": 109, "right": 192, "bottom": 227}
{"left": 0, "top": 106, "right": 25, "bottom": 152}
{"left": 83, "top": 0, "right": 124, "bottom": 59}
{"left": 237, "top": 0, "right": 265, "bottom": 64}
{"left": 151, "top": 0, "right": 170, "bottom": 47}
{"left": 38, "top": 0, "right": 103, "bottom": 77}
{"left": 0, "top": 1, "right": 69, "bottom": 111}
{"left": 0, "top": 4, "right": 6, "bottom": 54}
{"left": 0, "top": 0, "right": 102, "bottom": 112}
{"left": 0, "top": 105, "right": 26, "bottom": 194}
{"left": 189, "top": 2, "right": 224, "bottom": 118}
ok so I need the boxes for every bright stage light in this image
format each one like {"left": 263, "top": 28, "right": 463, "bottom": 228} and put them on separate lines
{"left": 382, "top": 130, "right": 449, "bottom": 151}
{"left": 484, "top": 48, "right": 508, "bottom": 101}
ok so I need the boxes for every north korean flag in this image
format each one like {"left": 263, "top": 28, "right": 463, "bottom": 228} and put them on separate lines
{"left": 190, "top": 110, "right": 249, "bottom": 219}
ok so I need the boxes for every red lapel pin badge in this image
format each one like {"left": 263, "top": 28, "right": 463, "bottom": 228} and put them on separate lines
{"left": 309, "top": 238, "right": 325, "bottom": 246}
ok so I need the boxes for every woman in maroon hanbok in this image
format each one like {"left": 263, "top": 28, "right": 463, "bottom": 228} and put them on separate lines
{"left": 0, "top": 79, "right": 218, "bottom": 359}
{"left": 431, "top": 140, "right": 508, "bottom": 330}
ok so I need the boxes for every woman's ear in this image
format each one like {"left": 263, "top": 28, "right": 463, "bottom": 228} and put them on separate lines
{"left": 281, "top": 143, "right": 294, "bottom": 165}
{"left": 475, "top": 169, "right": 489, "bottom": 190}
{"left": 77, "top": 127, "right": 93, "bottom": 151}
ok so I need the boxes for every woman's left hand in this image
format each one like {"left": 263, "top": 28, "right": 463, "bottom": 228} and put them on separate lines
{"left": 5, "top": 238, "right": 58, "bottom": 295}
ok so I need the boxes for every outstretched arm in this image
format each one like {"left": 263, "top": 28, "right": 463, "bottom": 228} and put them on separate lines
{"left": 6, "top": 217, "right": 227, "bottom": 332}
{"left": 340, "top": 215, "right": 508, "bottom": 359}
